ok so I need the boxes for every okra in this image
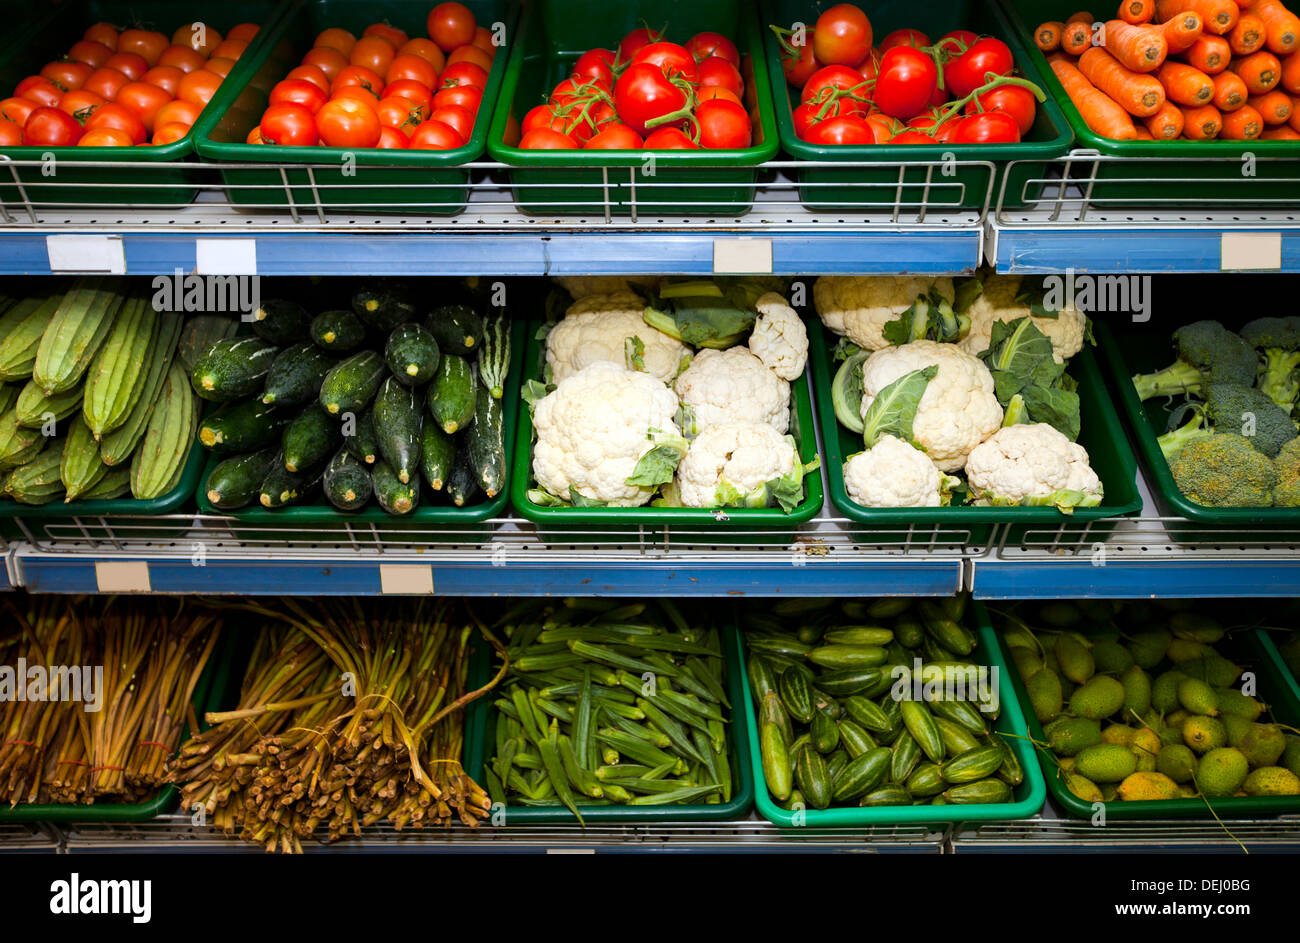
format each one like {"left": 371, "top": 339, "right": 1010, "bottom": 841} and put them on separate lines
{"left": 558, "top": 735, "right": 603, "bottom": 799}
{"left": 599, "top": 777, "right": 699, "bottom": 795}
{"left": 608, "top": 714, "right": 672, "bottom": 749}
{"left": 539, "top": 723, "right": 583, "bottom": 822}
{"left": 657, "top": 599, "right": 690, "bottom": 634}
{"left": 515, "top": 652, "right": 586, "bottom": 672}
{"left": 535, "top": 696, "right": 573, "bottom": 724}
{"left": 595, "top": 729, "right": 685, "bottom": 773}
{"left": 627, "top": 784, "right": 720, "bottom": 805}
{"left": 574, "top": 670, "right": 594, "bottom": 770}
{"left": 685, "top": 656, "right": 729, "bottom": 706}
{"left": 568, "top": 640, "right": 676, "bottom": 677}
{"left": 637, "top": 697, "right": 707, "bottom": 765}
{"left": 658, "top": 689, "right": 725, "bottom": 723}
{"left": 511, "top": 689, "right": 541, "bottom": 743}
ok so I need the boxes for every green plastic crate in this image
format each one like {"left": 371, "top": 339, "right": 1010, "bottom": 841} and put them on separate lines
{"left": 0, "top": 0, "right": 289, "bottom": 208}
{"left": 509, "top": 318, "right": 824, "bottom": 536}
{"left": 743, "top": 603, "right": 1048, "bottom": 827}
{"left": 465, "top": 614, "right": 755, "bottom": 823}
{"left": 194, "top": 0, "right": 518, "bottom": 215}
{"left": 1000, "top": 0, "right": 1300, "bottom": 206}
{"left": 1260, "top": 630, "right": 1300, "bottom": 708}
{"left": 486, "top": 0, "right": 779, "bottom": 216}
{"left": 808, "top": 318, "right": 1142, "bottom": 548}
{"left": 761, "top": 0, "right": 1073, "bottom": 212}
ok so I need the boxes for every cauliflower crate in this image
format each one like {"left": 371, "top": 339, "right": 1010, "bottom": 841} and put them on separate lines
{"left": 808, "top": 273, "right": 1141, "bottom": 547}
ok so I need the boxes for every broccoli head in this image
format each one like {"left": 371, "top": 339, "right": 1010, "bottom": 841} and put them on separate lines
{"left": 1156, "top": 406, "right": 1212, "bottom": 463}
{"left": 1170, "top": 433, "right": 1278, "bottom": 507}
{"left": 1240, "top": 316, "right": 1300, "bottom": 415}
{"left": 1131, "top": 320, "right": 1257, "bottom": 401}
{"left": 1203, "top": 382, "right": 1298, "bottom": 458}
{"left": 1273, "top": 436, "right": 1300, "bottom": 507}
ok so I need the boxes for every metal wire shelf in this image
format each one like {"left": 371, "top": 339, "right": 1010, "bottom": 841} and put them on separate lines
{"left": 1000, "top": 516, "right": 1300, "bottom": 558}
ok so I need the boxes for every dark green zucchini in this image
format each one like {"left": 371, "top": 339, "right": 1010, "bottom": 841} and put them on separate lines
{"left": 311, "top": 309, "right": 367, "bottom": 352}
{"left": 262, "top": 341, "right": 337, "bottom": 407}
{"left": 198, "top": 399, "right": 288, "bottom": 452}
{"left": 419, "top": 419, "right": 456, "bottom": 491}
{"left": 177, "top": 315, "right": 238, "bottom": 371}
{"left": 319, "top": 350, "right": 385, "bottom": 416}
{"left": 425, "top": 304, "right": 483, "bottom": 353}
{"left": 467, "top": 385, "right": 505, "bottom": 498}
{"left": 373, "top": 458, "right": 419, "bottom": 515}
{"left": 445, "top": 443, "right": 480, "bottom": 508}
{"left": 190, "top": 337, "right": 278, "bottom": 402}
{"left": 282, "top": 404, "right": 342, "bottom": 473}
{"left": 343, "top": 407, "right": 380, "bottom": 465}
{"left": 252, "top": 299, "right": 311, "bottom": 346}
{"left": 259, "top": 463, "right": 324, "bottom": 509}
{"left": 204, "top": 448, "right": 280, "bottom": 510}
{"left": 384, "top": 322, "right": 440, "bottom": 387}
{"left": 429, "top": 354, "right": 475, "bottom": 434}
{"left": 323, "top": 448, "right": 372, "bottom": 511}
{"left": 352, "top": 281, "right": 418, "bottom": 332}
{"left": 372, "top": 376, "right": 423, "bottom": 485}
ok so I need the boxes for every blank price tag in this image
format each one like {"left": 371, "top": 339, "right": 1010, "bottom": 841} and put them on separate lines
{"left": 1220, "top": 232, "right": 1282, "bottom": 271}
{"left": 546, "top": 849, "right": 595, "bottom": 854}
{"left": 95, "top": 561, "right": 151, "bottom": 593}
{"left": 46, "top": 235, "right": 125, "bottom": 274}
{"left": 195, "top": 238, "right": 257, "bottom": 275}
{"left": 713, "top": 237, "right": 772, "bottom": 274}
{"left": 378, "top": 564, "right": 435, "bottom": 595}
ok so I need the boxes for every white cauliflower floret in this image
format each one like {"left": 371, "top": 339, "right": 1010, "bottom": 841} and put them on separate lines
{"left": 813, "top": 276, "right": 955, "bottom": 350}
{"left": 553, "top": 275, "right": 660, "bottom": 299}
{"left": 859, "top": 340, "right": 1002, "bottom": 473}
{"left": 533, "top": 362, "right": 684, "bottom": 507}
{"left": 674, "top": 347, "right": 789, "bottom": 436}
{"left": 844, "top": 435, "right": 953, "bottom": 507}
{"left": 964, "top": 423, "right": 1103, "bottom": 509}
{"left": 958, "top": 274, "right": 1086, "bottom": 364}
{"left": 676, "top": 422, "right": 799, "bottom": 509}
{"left": 546, "top": 291, "right": 690, "bottom": 385}
{"left": 748, "top": 292, "right": 808, "bottom": 380}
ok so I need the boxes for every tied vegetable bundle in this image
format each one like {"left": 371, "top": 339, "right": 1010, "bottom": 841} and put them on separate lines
{"left": 0, "top": 595, "right": 220, "bottom": 807}
{"left": 485, "top": 598, "right": 734, "bottom": 820}
{"left": 168, "top": 598, "right": 503, "bottom": 853}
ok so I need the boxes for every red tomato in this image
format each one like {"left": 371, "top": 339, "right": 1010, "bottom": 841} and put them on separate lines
{"left": 433, "top": 84, "right": 481, "bottom": 113}
{"left": 889, "top": 129, "right": 937, "bottom": 144}
{"left": 83, "top": 23, "right": 119, "bottom": 51}
{"left": 0, "top": 97, "right": 35, "bottom": 126}
{"left": 864, "top": 112, "right": 902, "bottom": 141}
{"left": 272, "top": 78, "right": 328, "bottom": 113}
{"left": 440, "top": 61, "right": 487, "bottom": 89}
{"left": 685, "top": 31, "right": 740, "bottom": 66}
{"left": 364, "top": 23, "right": 409, "bottom": 48}
{"left": 315, "top": 27, "right": 357, "bottom": 57}
{"left": 951, "top": 110, "right": 1020, "bottom": 143}
{"left": 316, "top": 96, "right": 381, "bottom": 147}
{"left": 117, "top": 81, "right": 172, "bottom": 131}
{"left": 858, "top": 48, "right": 881, "bottom": 81}
{"left": 333, "top": 85, "right": 384, "bottom": 108}
{"left": 205, "top": 57, "right": 237, "bottom": 79}
{"left": 177, "top": 70, "right": 222, "bottom": 108}
{"left": 0, "top": 120, "right": 21, "bottom": 145}
{"left": 84, "top": 102, "right": 147, "bottom": 143}
{"left": 68, "top": 40, "right": 113, "bottom": 69}
{"left": 385, "top": 54, "right": 437, "bottom": 89}
{"left": 154, "top": 99, "right": 201, "bottom": 129}
{"left": 880, "top": 29, "right": 930, "bottom": 51}
{"left": 522, "top": 104, "right": 590, "bottom": 142}
{"left": 428, "top": 2, "right": 477, "bottom": 52}
{"left": 584, "top": 122, "right": 643, "bottom": 148}
{"left": 632, "top": 42, "right": 699, "bottom": 83}
{"left": 302, "top": 47, "right": 348, "bottom": 82}
{"left": 285, "top": 66, "right": 330, "bottom": 94}
{"left": 792, "top": 101, "right": 823, "bottom": 138}
{"left": 572, "top": 48, "right": 616, "bottom": 86}
{"left": 78, "top": 126, "right": 134, "bottom": 146}
{"left": 551, "top": 76, "right": 606, "bottom": 108}
{"left": 385, "top": 79, "right": 434, "bottom": 111}
{"left": 41, "top": 60, "right": 93, "bottom": 92}
{"left": 151, "top": 121, "right": 191, "bottom": 145}
{"left": 228, "top": 24, "right": 260, "bottom": 44}
{"left": 103, "top": 52, "right": 148, "bottom": 81}
{"left": 472, "top": 26, "right": 497, "bottom": 58}
{"left": 944, "top": 37, "right": 1013, "bottom": 99}
{"left": 965, "top": 85, "right": 1036, "bottom": 136}
{"left": 807, "top": 114, "right": 875, "bottom": 145}
{"left": 618, "top": 26, "right": 665, "bottom": 63}
{"left": 376, "top": 95, "right": 426, "bottom": 136}
{"left": 399, "top": 38, "right": 446, "bottom": 72}
{"left": 376, "top": 125, "right": 408, "bottom": 148}
{"left": 698, "top": 86, "right": 742, "bottom": 106}
{"left": 814, "top": 4, "right": 873, "bottom": 68}
{"left": 171, "top": 22, "right": 221, "bottom": 56}
{"left": 874, "top": 47, "right": 938, "bottom": 119}
{"left": 22, "top": 106, "right": 83, "bottom": 145}
{"left": 157, "top": 46, "right": 204, "bottom": 75}
{"left": 83, "top": 67, "right": 129, "bottom": 101}
{"left": 800, "top": 65, "right": 866, "bottom": 105}
{"left": 260, "top": 102, "right": 317, "bottom": 145}
{"left": 117, "top": 29, "right": 168, "bottom": 67}
{"left": 332, "top": 65, "right": 384, "bottom": 99}
{"left": 697, "top": 56, "right": 743, "bottom": 96}
{"left": 350, "top": 36, "right": 396, "bottom": 77}
{"left": 246, "top": 126, "right": 263, "bottom": 144}
{"left": 447, "top": 44, "right": 492, "bottom": 73}
{"left": 58, "top": 90, "right": 105, "bottom": 119}
{"left": 429, "top": 103, "right": 474, "bottom": 140}
{"left": 16, "top": 77, "right": 63, "bottom": 108}
{"left": 937, "top": 29, "right": 979, "bottom": 55}
{"left": 411, "top": 118, "right": 465, "bottom": 148}
{"left": 780, "top": 34, "right": 820, "bottom": 88}
{"left": 210, "top": 39, "right": 248, "bottom": 61}
{"left": 696, "top": 98, "right": 751, "bottom": 148}
{"left": 643, "top": 126, "right": 698, "bottom": 148}
{"left": 614, "top": 62, "right": 688, "bottom": 137}
{"left": 143, "top": 66, "right": 184, "bottom": 96}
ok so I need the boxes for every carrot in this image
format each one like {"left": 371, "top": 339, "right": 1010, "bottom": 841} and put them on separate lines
{"left": 1157, "top": 60, "right": 1217, "bottom": 102}
{"left": 1133, "top": 124, "right": 1157, "bottom": 137}
{"left": 1079, "top": 46, "right": 1168, "bottom": 113}
{"left": 1292, "top": 96, "right": 1300, "bottom": 128}
{"left": 1212, "top": 68, "right": 1250, "bottom": 106}
{"left": 1158, "top": 11, "right": 1205, "bottom": 51}
{"left": 1156, "top": 0, "right": 1240, "bottom": 34}
{"left": 1102, "top": 19, "right": 1168, "bottom": 70}
{"left": 1036, "top": 21, "right": 1066, "bottom": 51}
{"left": 1253, "top": 0, "right": 1300, "bottom": 53}
{"left": 1248, "top": 87, "right": 1295, "bottom": 118}
{"left": 1120, "top": 0, "right": 1156, "bottom": 22}
{"left": 1230, "top": 48, "right": 1283, "bottom": 90}
{"left": 1068, "top": 10, "right": 1098, "bottom": 22}
{"left": 1062, "top": 19, "right": 1094, "bottom": 54}
{"left": 1144, "top": 98, "right": 1187, "bottom": 134}
{"left": 1180, "top": 102, "right": 1224, "bottom": 135}
{"left": 1260, "top": 123, "right": 1300, "bottom": 137}
{"left": 1232, "top": 0, "right": 1259, "bottom": 8}
{"left": 1220, "top": 102, "right": 1265, "bottom": 134}
{"left": 1186, "top": 33, "right": 1233, "bottom": 70}
{"left": 1229, "top": 12, "right": 1267, "bottom": 52}
{"left": 1282, "top": 50, "right": 1300, "bottom": 91}
{"left": 1050, "top": 53, "right": 1141, "bottom": 136}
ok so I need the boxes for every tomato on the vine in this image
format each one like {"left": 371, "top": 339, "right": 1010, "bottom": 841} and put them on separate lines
{"left": 781, "top": 34, "right": 819, "bottom": 88}
{"left": 944, "top": 36, "right": 1013, "bottom": 99}
{"left": 685, "top": 31, "right": 739, "bottom": 66}
{"left": 697, "top": 56, "right": 743, "bottom": 97}
{"left": 813, "top": 3, "right": 873, "bottom": 68}
{"left": 800, "top": 65, "right": 866, "bottom": 106}
{"left": 632, "top": 43, "right": 699, "bottom": 84}
{"left": 316, "top": 96, "right": 382, "bottom": 147}
{"left": 864, "top": 112, "right": 902, "bottom": 141}
{"left": 858, "top": 48, "right": 881, "bottom": 82}
{"left": 888, "top": 129, "right": 936, "bottom": 145}
{"left": 907, "top": 109, "right": 960, "bottom": 142}
{"left": 376, "top": 95, "right": 426, "bottom": 136}
{"left": 614, "top": 62, "right": 687, "bottom": 137}
{"left": 807, "top": 113, "right": 875, "bottom": 145}
{"left": 518, "top": 127, "right": 576, "bottom": 149}
{"left": 21, "top": 106, "right": 83, "bottom": 145}
{"left": 965, "top": 84, "right": 1036, "bottom": 135}
{"left": 572, "top": 48, "right": 616, "bottom": 87}
{"left": 618, "top": 26, "right": 665, "bottom": 63}
{"left": 937, "top": 29, "right": 979, "bottom": 55}
{"left": 950, "top": 110, "right": 1020, "bottom": 143}
{"left": 260, "top": 102, "right": 318, "bottom": 145}
{"left": 880, "top": 29, "right": 930, "bottom": 50}
{"left": 874, "top": 46, "right": 939, "bottom": 120}
{"left": 696, "top": 98, "right": 751, "bottom": 148}
{"left": 697, "top": 86, "right": 742, "bottom": 106}
{"left": 584, "top": 122, "right": 642, "bottom": 148}
{"left": 643, "top": 126, "right": 697, "bottom": 148}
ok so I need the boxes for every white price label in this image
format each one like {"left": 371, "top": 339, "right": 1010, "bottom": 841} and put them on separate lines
{"left": 46, "top": 235, "right": 125, "bottom": 274}
{"left": 378, "top": 564, "right": 435, "bottom": 595}
{"left": 195, "top": 238, "right": 257, "bottom": 275}
{"left": 546, "top": 848, "right": 595, "bottom": 854}
{"left": 94, "top": 561, "right": 151, "bottom": 593}
{"left": 1220, "top": 232, "right": 1282, "bottom": 271}
{"left": 713, "top": 237, "right": 772, "bottom": 274}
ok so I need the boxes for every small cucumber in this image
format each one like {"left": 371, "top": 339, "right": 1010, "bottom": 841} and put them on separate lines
{"left": 320, "top": 350, "right": 385, "bottom": 416}
{"left": 252, "top": 299, "right": 311, "bottom": 346}
{"left": 794, "top": 744, "right": 832, "bottom": 810}
{"left": 190, "top": 337, "right": 278, "bottom": 402}
{"left": 890, "top": 731, "right": 922, "bottom": 783}
{"left": 859, "top": 784, "right": 911, "bottom": 807}
{"left": 419, "top": 419, "right": 456, "bottom": 490}
{"left": 282, "top": 404, "right": 342, "bottom": 474}
{"left": 262, "top": 341, "right": 337, "bottom": 407}
{"left": 371, "top": 376, "right": 423, "bottom": 484}
{"left": 810, "top": 709, "right": 840, "bottom": 754}
{"left": 467, "top": 385, "right": 505, "bottom": 498}
{"left": 759, "top": 692, "right": 792, "bottom": 802}
{"left": 934, "top": 716, "right": 983, "bottom": 757}
{"left": 384, "top": 322, "right": 440, "bottom": 387}
{"left": 204, "top": 448, "right": 280, "bottom": 510}
{"left": 352, "top": 281, "right": 418, "bottom": 332}
{"left": 905, "top": 762, "right": 945, "bottom": 798}
{"left": 808, "top": 644, "right": 888, "bottom": 670}
{"left": 311, "top": 309, "right": 366, "bottom": 352}
{"left": 939, "top": 744, "right": 1006, "bottom": 785}
{"left": 942, "top": 778, "right": 1013, "bottom": 804}
{"left": 831, "top": 746, "right": 890, "bottom": 802}
{"left": 425, "top": 303, "right": 482, "bottom": 352}
{"left": 842, "top": 695, "right": 893, "bottom": 733}
{"left": 198, "top": 399, "right": 288, "bottom": 451}
{"left": 372, "top": 458, "right": 418, "bottom": 515}
{"left": 811, "top": 667, "right": 889, "bottom": 698}
{"left": 836, "top": 718, "right": 877, "bottom": 758}
{"left": 900, "top": 701, "right": 945, "bottom": 764}
{"left": 429, "top": 354, "right": 474, "bottom": 434}
{"left": 343, "top": 407, "right": 380, "bottom": 465}
{"left": 776, "top": 666, "right": 815, "bottom": 724}
{"left": 259, "top": 463, "right": 323, "bottom": 509}
{"left": 323, "top": 448, "right": 372, "bottom": 511}
{"left": 445, "top": 442, "right": 480, "bottom": 507}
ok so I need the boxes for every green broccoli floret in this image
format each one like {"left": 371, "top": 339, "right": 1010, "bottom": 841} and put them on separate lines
{"left": 1273, "top": 436, "right": 1300, "bottom": 506}
{"left": 1170, "top": 433, "right": 1277, "bottom": 507}
{"left": 1240, "top": 316, "right": 1300, "bottom": 415}
{"left": 1156, "top": 406, "right": 1212, "bottom": 463}
{"left": 1131, "top": 320, "right": 1257, "bottom": 401}
{"left": 1203, "top": 382, "right": 1297, "bottom": 458}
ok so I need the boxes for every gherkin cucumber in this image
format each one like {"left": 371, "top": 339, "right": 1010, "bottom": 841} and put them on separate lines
{"left": 372, "top": 458, "right": 418, "bottom": 515}
{"left": 204, "top": 448, "right": 280, "bottom": 510}
{"left": 343, "top": 407, "right": 380, "bottom": 465}
{"left": 323, "top": 448, "right": 372, "bottom": 511}
{"left": 384, "top": 322, "right": 440, "bottom": 387}
{"left": 320, "top": 350, "right": 385, "bottom": 416}
{"left": 419, "top": 419, "right": 455, "bottom": 490}
{"left": 311, "top": 309, "right": 366, "bottom": 352}
{"left": 262, "top": 341, "right": 337, "bottom": 407}
{"left": 282, "top": 404, "right": 342, "bottom": 474}
{"left": 372, "top": 376, "right": 422, "bottom": 485}
{"left": 429, "top": 355, "right": 474, "bottom": 434}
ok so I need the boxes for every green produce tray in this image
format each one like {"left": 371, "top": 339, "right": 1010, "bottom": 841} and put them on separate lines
{"left": 999, "top": 0, "right": 1300, "bottom": 205}
{"left": 194, "top": 0, "right": 518, "bottom": 215}
{"left": 808, "top": 318, "right": 1142, "bottom": 547}
{"left": 193, "top": 316, "right": 524, "bottom": 541}
{"left": 743, "top": 604, "right": 1047, "bottom": 827}
{"left": 486, "top": 0, "right": 779, "bottom": 216}
{"left": 465, "top": 614, "right": 755, "bottom": 823}
{"left": 1259, "top": 630, "right": 1300, "bottom": 709}
{"left": 0, "top": 624, "right": 234, "bottom": 823}
{"left": 509, "top": 319, "right": 824, "bottom": 537}
{"left": 0, "top": 0, "right": 289, "bottom": 207}
{"left": 761, "top": 0, "right": 1072, "bottom": 212}
{"left": 1001, "top": 625, "right": 1300, "bottom": 820}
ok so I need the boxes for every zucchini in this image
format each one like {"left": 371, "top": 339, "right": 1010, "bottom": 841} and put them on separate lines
{"left": 32, "top": 279, "right": 124, "bottom": 394}
{"left": 4, "top": 442, "right": 63, "bottom": 505}
{"left": 319, "top": 350, "right": 385, "bottom": 416}
{"left": 130, "top": 360, "right": 196, "bottom": 500}
{"left": 372, "top": 458, "right": 418, "bottom": 515}
{"left": 190, "top": 336, "right": 278, "bottom": 402}
{"left": 199, "top": 399, "right": 288, "bottom": 452}
{"left": 60, "top": 413, "right": 108, "bottom": 500}
{"left": 0, "top": 294, "right": 60, "bottom": 381}
{"left": 384, "top": 322, "right": 440, "bottom": 386}
{"left": 0, "top": 408, "right": 45, "bottom": 470}
{"left": 445, "top": 443, "right": 480, "bottom": 507}
{"left": 352, "top": 281, "right": 418, "bottom": 332}
{"left": 204, "top": 448, "right": 280, "bottom": 510}
{"left": 177, "top": 314, "right": 238, "bottom": 371}
{"left": 425, "top": 303, "right": 482, "bottom": 352}
{"left": 323, "top": 448, "right": 372, "bottom": 511}
{"left": 429, "top": 354, "right": 474, "bottom": 434}
{"left": 343, "top": 407, "right": 380, "bottom": 465}
{"left": 311, "top": 309, "right": 367, "bottom": 352}
{"left": 467, "top": 385, "right": 505, "bottom": 498}
{"left": 252, "top": 299, "right": 311, "bottom": 346}
{"left": 99, "top": 313, "right": 183, "bottom": 467}
{"left": 372, "top": 376, "right": 422, "bottom": 484}
{"left": 478, "top": 314, "right": 510, "bottom": 399}
{"left": 282, "top": 404, "right": 342, "bottom": 474}
{"left": 259, "top": 463, "right": 323, "bottom": 509}
{"left": 419, "top": 419, "right": 455, "bottom": 490}
{"left": 262, "top": 341, "right": 337, "bottom": 407}
{"left": 82, "top": 295, "right": 156, "bottom": 438}
{"left": 14, "top": 378, "right": 83, "bottom": 428}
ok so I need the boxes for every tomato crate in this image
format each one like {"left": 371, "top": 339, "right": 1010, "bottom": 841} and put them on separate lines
{"left": 486, "top": 0, "right": 779, "bottom": 216}
{"left": 0, "top": 0, "right": 289, "bottom": 208}
{"left": 761, "top": 0, "right": 1072, "bottom": 213}
{"left": 194, "top": 0, "right": 519, "bottom": 215}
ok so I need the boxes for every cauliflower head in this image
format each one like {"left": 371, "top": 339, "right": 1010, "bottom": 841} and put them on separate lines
{"left": 553, "top": 275, "right": 660, "bottom": 299}
{"left": 965, "top": 423, "right": 1103, "bottom": 511}
{"left": 676, "top": 422, "right": 802, "bottom": 510}
{"left": 674, "top": 347, "right": 790, "bottom": 436}
{"left": 749, "top": 292, "right": 809, "bottom": 380}
{"left": 859, "top": 340, "right": 1002, "bottom": 472}
{"left": 546, "top": 291, "right": 690, "bottom": 385}
{"left": 813, "top": 276, "right": 955, "bottom": 350}
{"left": 533, "top": 362, "right": 685, "bottom": 507}
{"left": 959, "top": 274, "right": 1086, "bottom": 364}
{"left": 844, "top": 435, "right": 957, "bottom": 507}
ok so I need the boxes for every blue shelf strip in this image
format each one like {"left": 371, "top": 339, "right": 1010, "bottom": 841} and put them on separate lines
{"left": 994, "top": 227, "right": 1300, "bottom": 274}
{"left": 972, "top": 559, "right": 1300, "bottom": 599}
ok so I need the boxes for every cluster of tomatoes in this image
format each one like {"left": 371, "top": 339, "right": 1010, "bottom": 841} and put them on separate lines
{"left": 776, "top": 2, "right": 1040, "bottom": 145}
{"left": 508, "top": 25, "right": 754, "bottom": 150}
{"left": 253, "top": 2, "right": 495, "bottom": 150}
{"left": 0, "top": 20, "right": 256, "bottom": 147}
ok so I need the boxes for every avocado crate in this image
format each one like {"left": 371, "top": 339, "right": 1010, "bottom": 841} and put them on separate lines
{"left": 486, "top": 0, "right": 779, "bottom": 216}
{"left": 193, "top": 316, "right": 524, "bottom": 543}
{"left": 194, "top": 0, "right": 518, "bottom": 215}
{"left": 999, "top": 0, "right": 1300, "bottom": 207}
{"left": 0, "top": 0, "right": 289, "bottom": 209}
{"left": 740, "top": 605, "right": 1048, "bottom": 828}
{"left": 509, "top": 318, "right": 824, "bottom": 540}
{"left": 464, "top": 612, "right": 755, "bottom": 823}
{"left": 760, "top": 0, "right": 1072, "bottom": 213}
{"left": 807, "top": 318, "right": 1142, "bottom": 548}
